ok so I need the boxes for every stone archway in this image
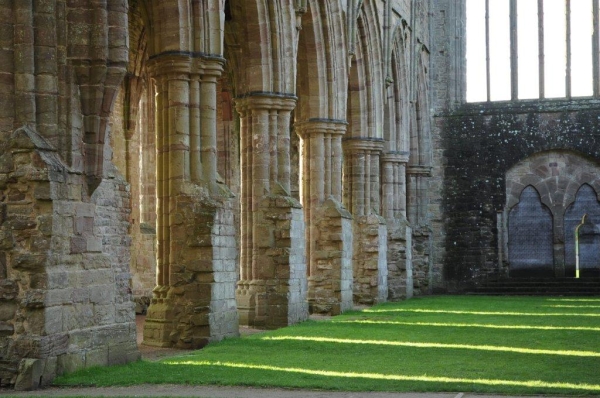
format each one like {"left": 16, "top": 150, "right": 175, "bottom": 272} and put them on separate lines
{"left": 225, "top": 0, "right": 309, "bottom": 329}
{"left": 136, "top": 0, "right": 240, "bottom": 349}
{"left": 564, "top": 184, "right": 600, "bottom": 277}
{"left": 293, "top": 0, "right": 353, "bottom": 315}
{"left": 383, "top": 25, "right": 413, "bottom": 301}
{"left": 505, "top": 150, "right": 600, "bottom": 277}
{"left": 345, "top": 0, "right": 388, "bottom": 305}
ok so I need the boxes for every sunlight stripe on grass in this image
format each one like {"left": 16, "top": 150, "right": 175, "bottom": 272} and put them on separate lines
{"left": 164, "top": 360, "right": 600, "bottom": 392}
{"left": 332, "top": 319, "right": 600, "bottom": 331}
{"left": 547, "top": 298, "right": 600, "bottom": 302}
{"left": 362, "top": 308, "right": 600, "bottom": 317}
{"left": 543, "top": 305, "right": 600, "bottom": 309}
{"left": 262, "top": 336, "right": 600, "bottom": 357}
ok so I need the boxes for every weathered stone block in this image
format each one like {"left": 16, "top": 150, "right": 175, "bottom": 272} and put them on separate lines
{"left": 0, "top": 302, "right": 17, "bottom": 322}
{"left": 57, "top": 352, "right": 85, "bottom": 375}
{"left": 69, "top": 236, "right": 87, "bottom": 254}
{"left": 0, "top": 229, "right": 14, "bottom": 250}
{"left": 0, "top": 320, "right": 14, "bottom": 336}
{"left": 12, "top": 254, "right": 46, "bottom": 271}
{"left": 0, "top": 153, "right": 13, "bottom": 174}
{"left": 73, "top": 216, "right": 93, "bottom": 235}
{"left": 23, "top": 290, "right": 45, "bottom": 308}
{"left": 14, "top": 358, "right": 42, "bottom": 391}
{"left": 85, "top": 348, "right": 108, "bottom": 368}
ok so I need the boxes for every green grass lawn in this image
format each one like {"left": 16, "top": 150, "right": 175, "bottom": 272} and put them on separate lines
{"left": 55, "top": 296, "right": 600, "bottom": 395}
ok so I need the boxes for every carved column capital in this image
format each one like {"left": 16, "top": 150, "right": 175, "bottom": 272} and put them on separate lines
{"left": 147, "top": 53, "right": 224, "bottom": 78}
{"left": 343, "top": 137, "right": 385, "bottom": 153}
{"left": 406, "top": 165, "right": 432, "bottom": 177}
{"left": 294, "top": 119, "right": 347, "bottom": 138}
{"left": 382, "top": 151, "right": 410, "bottom": 164}
{"left": 235, "top": 93, "right": 297, "bottom": 114}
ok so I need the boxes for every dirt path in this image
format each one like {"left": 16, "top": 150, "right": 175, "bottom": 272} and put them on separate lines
{"left": 3, "top": 387, "right": 555, "bottom": 398}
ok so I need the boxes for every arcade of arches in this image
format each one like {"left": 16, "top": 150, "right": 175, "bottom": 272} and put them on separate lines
{"left": 1, "top": 0, "right": 600, "bottom": 390}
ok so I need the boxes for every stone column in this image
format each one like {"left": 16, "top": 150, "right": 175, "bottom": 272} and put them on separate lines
{"left": 382, "top": 152, "right": 413, "bottom": 300}
{"left": 143, "top": 55, "right": 239, "bottom": 348}
{"left": 235, "top": 94, "right": 308, "bottom": 329}
{"left": 296, "top": 120, "right": 353, "bottom": 315}
{"left": 406, "top": 165, "right": 432, "bottom": 295}
{"left": 344, "top": 139, "right": 388, "bottom": 305}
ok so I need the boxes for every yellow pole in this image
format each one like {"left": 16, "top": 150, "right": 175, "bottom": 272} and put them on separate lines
{"left": 575, "top": 214, "right": 587, "bottom": 279}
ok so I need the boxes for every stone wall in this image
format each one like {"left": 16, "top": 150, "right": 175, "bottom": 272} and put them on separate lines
{"left": 439, "top": 101, "right": 600, "bottom": 287}
{"left": 0, "top": 0, "right": 140, "bottom": 388}
{"left": 0, "top": 127, "right": 138, "bottom": 389}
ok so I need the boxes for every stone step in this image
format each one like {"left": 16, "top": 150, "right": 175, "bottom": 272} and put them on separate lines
{"left": 467, "top": 292, "right": 600, "bottom": 296}
{"left": 479, "top": 282, "right": 600, "bottom": 288}
{"left": 468, "top": 278, "right": 600, "bottom": 296}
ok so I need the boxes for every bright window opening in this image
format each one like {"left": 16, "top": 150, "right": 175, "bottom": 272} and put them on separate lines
{"left": 467, "top": 0, "right": 599, "bottom": 102}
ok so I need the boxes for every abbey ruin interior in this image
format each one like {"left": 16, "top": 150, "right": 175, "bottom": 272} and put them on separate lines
{"left": 2, "top": 0, "right": 600, "bottom": 390}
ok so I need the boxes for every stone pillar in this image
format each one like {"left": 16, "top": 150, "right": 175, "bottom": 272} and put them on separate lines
{"left": 344, "top": 138, "right": 388, "bottom": 305}
{"left": 407, "top": 165, "right": 432, "bottom": 295}
{"left": 553, "top": 218, "right": 566, "bottom": 277}
{"left": 130, "top": 84, "right": 157, "bottom": 314}
{"left": 296, "top": 120, "right": 353, "bottom": 315}
{"left": 143, "top": 55, "right": 239, "bottom": 348}
{"left": 382, "top": 152, "right": 413, "bottom": 300}
{"left": 235, "top": 94, "right": 309, "bottom": 329}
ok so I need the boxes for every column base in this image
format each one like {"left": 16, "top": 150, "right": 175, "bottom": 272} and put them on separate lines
{"left": 387, "top": 218, "right": 413, "bottom": 300}
{"left": 308, "top": 199, "right": 354, "bottom": 315}
{"left": 353, "top": 214, "right": 388, "bottom": 305}
{"left": 236, "top": 195, "right": 308, "bottom": 329}
{"left": 143, "top": 191, "right": 239, "bottom": 348}
{"left": 412, "top": 225, "right": 432, "bottom": 296}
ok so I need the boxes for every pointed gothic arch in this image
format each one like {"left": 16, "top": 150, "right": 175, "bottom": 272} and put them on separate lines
{"left": 508, "top": 186, "right": 554, "bottom": 277}
{"left": 294, "top": 0, "right": 353, "bottom": 315}
{"left": 564, "top": 184, "right": 600, "bottom": 277}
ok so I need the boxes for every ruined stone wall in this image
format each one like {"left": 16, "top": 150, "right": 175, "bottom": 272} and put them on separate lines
{"left": 440, "top": 101, "right": 600, "bottom": 288}
{"left": 1, "top": 0, "right": 439, "bottom": 388}
{"left": 0, "top": 0, "right": 139, "bottom": 388}
{"left": 428, "top": 0, "right": 466, "bottom": 292}
{"left": 1, "top": 128, "right": 138, "bottom": 389}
